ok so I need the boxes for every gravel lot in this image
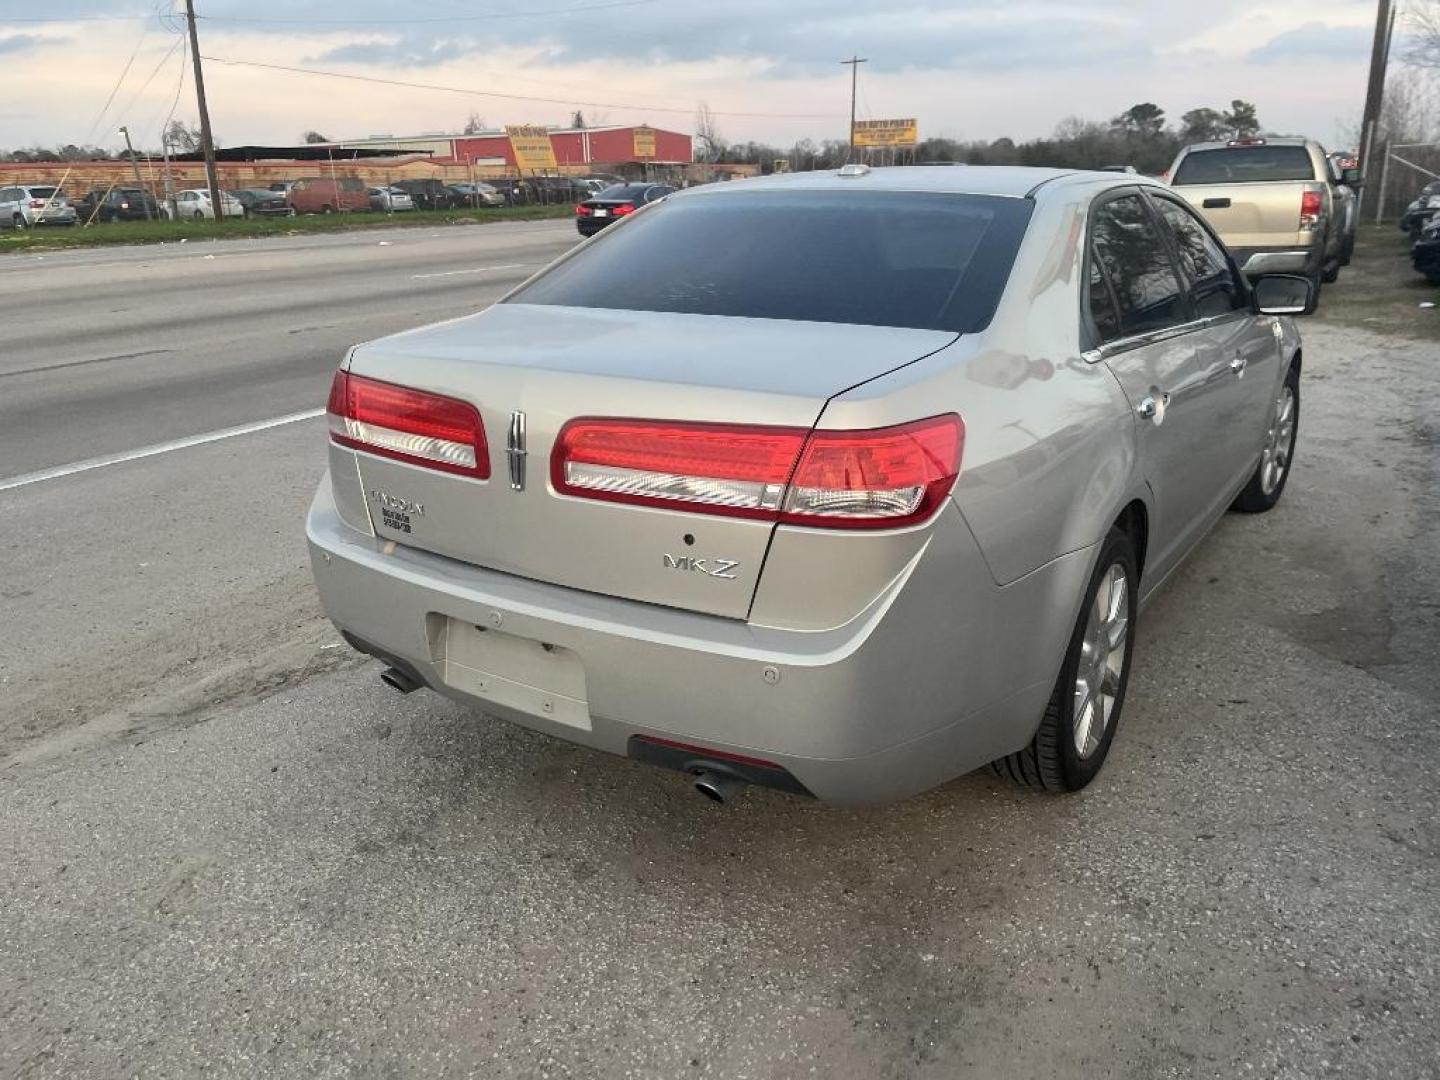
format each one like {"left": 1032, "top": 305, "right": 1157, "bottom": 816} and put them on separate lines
{"left": 0, "top": 231, "right": 1436, "bottom": 1078}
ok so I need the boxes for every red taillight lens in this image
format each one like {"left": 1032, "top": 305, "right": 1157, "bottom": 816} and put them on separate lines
{"left": 327, "top": 370, "right": 489, "bottom": 478}
{"left": 613, "top": 203, "right": 637, "bottom": 216}
{"left": 575, "top": 203, "right": 592, "bottom": 216}
{"left": 29, "top": 199, "right": 46, "bottom": 208}
{"left": 552, "top": 415, "right": 963, "bottom": 529}
{"left": 1300, "top": 190, "right": 1322, "bottom": 227}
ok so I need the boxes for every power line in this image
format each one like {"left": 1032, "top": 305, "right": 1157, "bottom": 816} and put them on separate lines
{"left": 200, "top": 55, "right": 843, "bottom": 119}
{"left": 197, "top": 0, "right": 657, "bottom": 25}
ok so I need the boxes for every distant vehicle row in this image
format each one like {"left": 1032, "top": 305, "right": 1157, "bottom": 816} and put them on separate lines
{"left": 1, "top": 173, "right": 628, "bottom": 228}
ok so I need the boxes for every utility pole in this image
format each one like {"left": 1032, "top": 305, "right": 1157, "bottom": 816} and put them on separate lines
{"left": 118, "top": 126, "right": 154, "bottom": 220}
{"left": 841, "top": 55, "right": 867, "bottom": 162}
{"left": 184, "top": 0, "right": 223, "bottom": 218}
{"left": 1357, "top": 0, "right": 1395, "bottom": 214}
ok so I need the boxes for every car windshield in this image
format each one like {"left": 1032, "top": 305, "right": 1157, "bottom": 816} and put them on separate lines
{"left": 28, "top": 187, "right": 60, "bottom": 198}
{"left": 596, "top": 184, "right": 651, "bottom": 200}
{"left": 1172, "top": 146, "right": 1315, "bottom": 184}
{"left": 509, "top": 189, "right": 1033, "bottom": 332}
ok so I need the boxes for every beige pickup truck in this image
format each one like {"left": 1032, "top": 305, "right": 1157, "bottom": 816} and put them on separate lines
{"left": 1167, "top": 138, "right": 1360, "bottom": 313}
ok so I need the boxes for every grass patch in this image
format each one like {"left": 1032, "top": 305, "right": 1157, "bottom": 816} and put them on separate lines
{"left": 0, "top": 204, "right": 574, "bottom": 254}
{"left": 1311, "top": 224, "right": 1440, "bottom": 341}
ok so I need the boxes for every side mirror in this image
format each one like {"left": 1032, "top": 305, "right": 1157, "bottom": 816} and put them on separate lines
{"left": 1341, "top": 166, "right": 1363, "bottom": 187}
{"left": 1253, "top": 274, "right": 1313, "bottom": 316}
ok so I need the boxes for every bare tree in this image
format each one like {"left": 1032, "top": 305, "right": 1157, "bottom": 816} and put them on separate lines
{"left": 301, "top": 130, "right": 331, "bottom": 144}
{"left": 694, "top": 102, "right": 725, "bottom": 163}
{"left": 1404, "top": 0, "right": 1440, "bottom": 67}
{"left": 164, "top": 119, "right": 203, "bottom": 153}
{"left": 462, "top": 111, "right": 486, "bottom": 135}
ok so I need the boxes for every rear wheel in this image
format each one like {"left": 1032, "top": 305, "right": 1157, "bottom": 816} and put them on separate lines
{"left": 1321, "top": 259, "right": 1340, "bottom": 284}
{"left": 1232, "top": 364, "right": 1299, "bottom": 513}
{"left": 321, "top": 204, "right": 335, "bottom": 215}
{"left": 992, "top": 527, "right": 1138, "bottom": 792}
{"left": 193, "top": 210, "right": 205, "bottom": 220}
{"left": 12, "top": 214, "right": 26, "bottom": 230}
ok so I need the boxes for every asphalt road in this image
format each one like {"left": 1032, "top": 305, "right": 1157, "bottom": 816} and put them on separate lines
{"left": 0, "top": 228, "right": 1436, "bottom": 1079}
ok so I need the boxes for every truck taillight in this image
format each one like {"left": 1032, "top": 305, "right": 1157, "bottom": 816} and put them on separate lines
{"left": 1300, "top": 190, "right": 1322, "bottom": 229}
{"left": 551, "top": 415, "right": 963, "bottom": 529}
{"left": 327, "top": 370, "right": 490, "bottom": 479}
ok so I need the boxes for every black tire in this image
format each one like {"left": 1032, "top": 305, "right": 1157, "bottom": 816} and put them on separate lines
{"left": 1321, "top": 260, "right": 1340, "bottom": 284}
{"left": 12, "top": 214, "right": 26, "bottom": 230}
{"left": 193, "top": 211, "right": 205, "bottom": 220}
{"left": 321, "top": 204, "right": 334, "bottom": 215}
{"left": 1340, "top": 234, "right": 1355, "bottom": 267}
{"left": 1232, "top": 363, "right": 1300, "bottom": 514}
{"left": 991, "top": 527, "right": 1139, "bottom": 793}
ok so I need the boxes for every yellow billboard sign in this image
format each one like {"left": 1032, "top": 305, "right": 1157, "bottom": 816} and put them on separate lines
{"left": 852, "top": 118, "right": 918, "bottom": 148}
{"left": 632, "top": 126, "right": 657, "bottom": 159}
{"left": 505, "top": 125, "right": 558, "bottom": 171}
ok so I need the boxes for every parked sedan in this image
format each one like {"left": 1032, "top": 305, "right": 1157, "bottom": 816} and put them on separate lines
{"left": 369, "top": 186, "right": 415, "bottom": 213}
{"left": 309, "top": 165, "right": 1307, "bottom": 806}
{"left": 391, "top": 179, "right": 464, "bottom": 210}
{"left": 230, "top": 189, "right": 294, "bottom": 218}
{"left": 166, "top": 188, "right": 245, "bottom": 220}
{"left": 574, "top": 182, "right": 675, "bottom": 236}
{"left": 448, "top": 182, "right": 505, "bottom": 208}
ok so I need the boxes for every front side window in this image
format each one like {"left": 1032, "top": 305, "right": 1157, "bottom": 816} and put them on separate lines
{"left": 1153, "top": 197, "right": 1245, "bottom": 318}
{"left": 508, "top": 190, "right": 1034, "bottom": 333}
{"left": 1089, "top": 194, "right": 1188, "bottom": 338}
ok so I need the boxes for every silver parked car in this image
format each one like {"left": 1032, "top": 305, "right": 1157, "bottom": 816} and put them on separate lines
{"left": 369, "top": 186, "right": 415, "bottom": 213}
{"left": 307, "top": 166, "right": 1307, "bottom": 805}
{"left": 0, "top": 184, "right": 78, "bottom": 228}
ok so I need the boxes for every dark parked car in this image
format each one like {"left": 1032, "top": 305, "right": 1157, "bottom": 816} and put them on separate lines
{"left": 230, "top": 189, "right": 294, "bottom": 218}
{"left": 1400, "top": 180, "right": 1440, "bottom": 239}
{"left": 72, "top": 187, "right": 159, "bottom": 222}
{"left": 574, "top": 183, "right": 676, "bottom": 237}
{"left": 1413, "top": 216, "right": 1440, "bottom": 282}
{"left": 486, "top": 178, "right": 532, "bottom": 206}
{"left": 392, "top": 179, "right": 465, "bottom": 210}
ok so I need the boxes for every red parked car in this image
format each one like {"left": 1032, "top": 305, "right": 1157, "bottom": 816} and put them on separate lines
{"left": 286, "top": 176, "right": 371, "bottom": 214}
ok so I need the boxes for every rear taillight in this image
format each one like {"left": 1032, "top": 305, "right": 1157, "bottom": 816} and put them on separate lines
{"left": 1300, "top": 190, "right": 1322, "bottom": 229}
{"left": 576, "top": 203, "right": 592, "bottom": 216}
{"left": 551, "top": 415, "right": 963, "bottom": 529}
{"left": 29, "top": 199, "right": 45, "bottom": 208}
{"left": 327, "top": 370, "right": 490, "bottom": 479}
{"left": 613, "top": 203, "right": 637, "bottom": 216}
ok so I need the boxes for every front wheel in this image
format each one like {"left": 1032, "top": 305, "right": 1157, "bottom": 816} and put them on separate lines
{"left": 992, "top": 527, "right": 1138, "bottom": 792}
{"left": 193, "top": 211, "right": 205, "bottom": 220}
{"left": 1232, "top": 364, "right": 1299, "bottom": 513}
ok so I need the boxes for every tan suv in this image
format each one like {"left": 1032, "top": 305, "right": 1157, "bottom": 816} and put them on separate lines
{"left": 1167, "top": 138, "right": 1358, "bottom": 313}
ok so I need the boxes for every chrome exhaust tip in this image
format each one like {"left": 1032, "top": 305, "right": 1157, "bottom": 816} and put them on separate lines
{"left": 379, "top": 666, "right": 421, "bottom": 694}
{"left": 692, "top": 770, "right": 745, "bottom": 804}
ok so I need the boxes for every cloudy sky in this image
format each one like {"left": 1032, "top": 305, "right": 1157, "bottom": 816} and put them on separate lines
{"left": 0, "top": 0, "right": 1385, "bottom": 153}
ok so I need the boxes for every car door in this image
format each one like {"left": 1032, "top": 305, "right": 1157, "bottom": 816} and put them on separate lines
{"left": 1086, "top": 189, "right": 1215, "bottom": 586}
{"left": 1149, "top": 191, "right": 1278, "bottom": 510}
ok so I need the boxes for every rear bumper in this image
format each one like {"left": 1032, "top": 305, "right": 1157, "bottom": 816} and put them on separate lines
{"left": 1229, "top": 244, "right": 1323, "bottom": 277}
{"left": 306, "top": 481, "right": 1092, "bottom": 804}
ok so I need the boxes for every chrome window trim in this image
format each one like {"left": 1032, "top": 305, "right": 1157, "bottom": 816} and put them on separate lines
{"left": 1082, "top": 311, "right": 1247, "bottom": 362}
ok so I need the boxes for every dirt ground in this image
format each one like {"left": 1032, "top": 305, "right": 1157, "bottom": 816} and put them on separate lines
{"left": 1312, "top": 224, "right": 1440, "bottom": 340}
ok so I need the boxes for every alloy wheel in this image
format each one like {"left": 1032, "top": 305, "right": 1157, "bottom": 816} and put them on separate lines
{"left": 1260, "top": 385, "right": 1296, "bottom": 496}
{"left": 1073, "top": 562, "right": 1129, "bottom": 759}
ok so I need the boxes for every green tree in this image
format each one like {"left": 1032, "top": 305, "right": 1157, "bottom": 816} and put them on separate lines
{"left": 1179, "top": 107, "right": 1226, "bottom": 143}
{"left": 1112, "top": 102, "right": 1166, "bottom": 138}
{"left": 1222, "top": 99, "right": 1260, "bottom": 139}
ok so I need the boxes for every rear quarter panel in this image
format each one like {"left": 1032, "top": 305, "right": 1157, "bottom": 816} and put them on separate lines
{"left": 818, "top": 187, "right": 1139, "bottom": 587}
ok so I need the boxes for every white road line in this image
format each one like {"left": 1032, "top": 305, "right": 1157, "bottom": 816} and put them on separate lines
{"left": 0, "top": 408, "right": 325, "bottom": 493}
{"left": 410, "top": 262, "right": 530, "bottom": 280}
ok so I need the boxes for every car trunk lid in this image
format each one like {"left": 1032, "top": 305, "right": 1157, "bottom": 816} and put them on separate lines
{"left": 340, "top": 302, "right": 955, "bottom": 618}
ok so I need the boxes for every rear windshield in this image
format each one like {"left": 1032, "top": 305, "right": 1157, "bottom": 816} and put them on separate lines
{"left": 27, "top": 187, "right": 60, "bottom": 198}
{"left": 596, "top": 184, "right": 651, "bottom": 200}
{"left": 1173, "top": 146, "right": 1316, "bottom": 185}
{"left": 509, "top": 190, "right": 1033, "bottom": 332}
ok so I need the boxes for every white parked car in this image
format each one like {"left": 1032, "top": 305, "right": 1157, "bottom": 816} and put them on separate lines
{"left": 166, "top": 188, "right": 245, "bottom": 220}
{"left": 369, "top": 187, "right": 415, "bottom": 213}
{"left": 0, "top": 185, "right": 77, "bottom": 228}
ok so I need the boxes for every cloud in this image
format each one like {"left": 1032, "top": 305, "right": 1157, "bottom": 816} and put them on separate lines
{"left": 1246, "top": 21, "right": 1371, "bottom": 64}
{"left": 312, "top": 37, "right": 474, "bottom": 66}
{"left": 0, "top": 33, "right": 59, "bottom": 56}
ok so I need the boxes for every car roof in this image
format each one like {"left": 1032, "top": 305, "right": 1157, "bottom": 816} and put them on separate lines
{"left": 676, "top": 164, "right": 1151, "bottom": 201}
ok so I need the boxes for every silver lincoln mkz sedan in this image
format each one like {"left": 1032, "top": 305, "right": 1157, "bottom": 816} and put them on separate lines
{"left": 307, "top": 165, "right": 1307, "bottom": 805}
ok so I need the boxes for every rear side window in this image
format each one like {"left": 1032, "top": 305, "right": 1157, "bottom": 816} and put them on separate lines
{"left": 509, "top": 190, "right": 1034, "bottom": 333}
{"left": 1089, "top": 194, "right": 1187, "bottom": 338}
{"left": 1152, "top": 197, "right": 1246, "bottom": 318}
{"left": 1172, "top": 146, "right": 1315, "bottom": 185}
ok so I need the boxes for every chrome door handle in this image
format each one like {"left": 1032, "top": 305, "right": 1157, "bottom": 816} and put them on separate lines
{"left": 1229, "top": 353, "right": 1248, "bottom": 377}
{"left": 1137, "top": 391, "right": 1170, "bottom": 425}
